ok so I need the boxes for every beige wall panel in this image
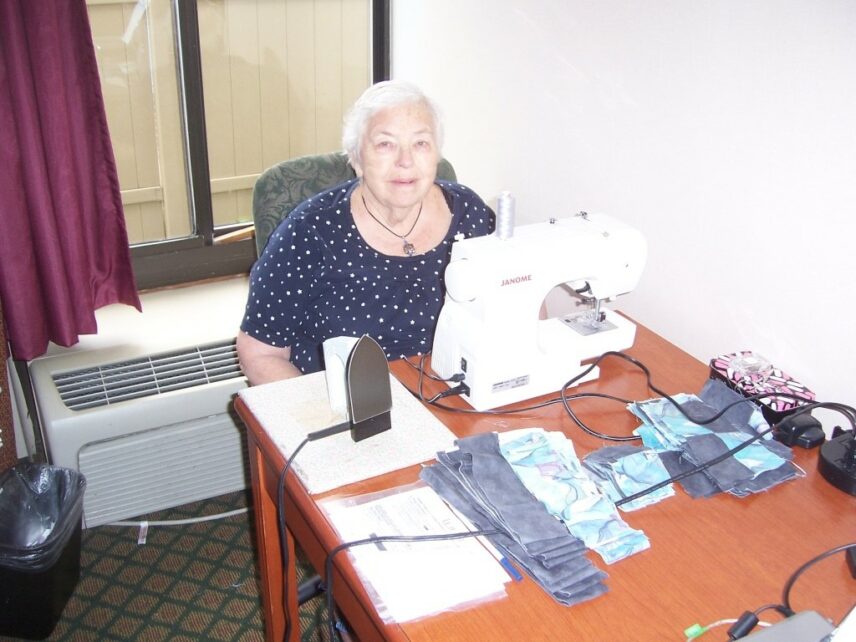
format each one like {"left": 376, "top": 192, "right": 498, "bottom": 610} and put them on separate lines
{"left": 148, "top": 0, "right": 191, "bottom": 238}
{"left": 235, "top": 189, "right": 254, "bottom": 224}
{"left": 212, "top": 189, "right": 252, "bottom": 226}
{"left": 200, "top": 1, "right": 236, "bottom": 181}
{"left": 89, "top": 5, "right": 140, "bottom": 189}
{"left": 200, "top": 1, "right": 238, "bottom": 224}
{"left": 121, "top": 2, "right": 160, "bottom": 188}
{"left": 212, "top": 192, "right": 234, "bottom": 226}
{"left": 215, "top": 194, "right": 239, "bottom": 227}
{"left": 140, "top": 201, "right": 167, "bottom": 242}
{"left": 314, "top": 0, "right": 344, "bottom": 153}
{"left": 226, "top": 0, "right": 263, "bottom": 176}
{"left": 341, "top": 0, "right": 371, "bottom": 109}
{"left": 258, "top": 1, "right": 291, "bottom": 167}
{"left": 286, "top": 0, "right": 318, "bottom": 157}
{"left": 124, "top": 203, "right": 144, "bottom": 245}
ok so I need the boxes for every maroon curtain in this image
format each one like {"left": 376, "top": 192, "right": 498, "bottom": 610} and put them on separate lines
{"left": 0, "top": 0, "right": 141, "bottom": 361}
{"left": 0, "top": 297, "right": 16, "bottom": 473}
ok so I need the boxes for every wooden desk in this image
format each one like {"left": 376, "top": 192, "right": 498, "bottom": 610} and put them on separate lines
{"left": 234, "top": 324, "right": 856, "bottom": 642}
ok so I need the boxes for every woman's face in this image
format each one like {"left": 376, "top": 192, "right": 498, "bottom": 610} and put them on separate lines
{"left": 354, "top": 102, "right": 439, "bottom": 211}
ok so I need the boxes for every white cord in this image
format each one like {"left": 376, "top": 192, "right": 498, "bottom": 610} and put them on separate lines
{"left": 107, "top": 507, "right": 249, "bottom": 527}
{"left": 685, "top": 618, "right": 772, "bottom": 641}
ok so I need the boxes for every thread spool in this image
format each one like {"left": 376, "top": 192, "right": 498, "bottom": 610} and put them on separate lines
{"left": 496, "top": 191, "right": 515, "bottom": 239}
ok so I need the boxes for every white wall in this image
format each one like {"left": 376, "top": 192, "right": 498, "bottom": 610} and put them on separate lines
{"left": 392, "top": 0, "right": 856, "bottom": 422}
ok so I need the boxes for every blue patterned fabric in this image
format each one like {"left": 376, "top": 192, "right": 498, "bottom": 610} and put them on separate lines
{"left": 420, "top": 432, "right": 609, "bottom": 607}
{"left": 582, "top": 445, "right": 675, "bottom": 511}
{"left": 629, "top": 379, "right": 801, "bottom": 498}
{"left": 498, "top": 429, "right": 650, "bottom": 564}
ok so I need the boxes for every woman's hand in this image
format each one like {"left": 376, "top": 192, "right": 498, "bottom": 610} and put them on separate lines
{"left": 236, "top": 331, "right": 302, "bottom": 385}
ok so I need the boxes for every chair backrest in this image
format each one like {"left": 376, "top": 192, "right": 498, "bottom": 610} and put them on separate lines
{"left": 252, "top": 152, "right": 457, "bottom": 255}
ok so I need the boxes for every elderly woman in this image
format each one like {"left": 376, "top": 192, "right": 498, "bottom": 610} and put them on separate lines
{"left": 237, "top": 81, "right": 495, "bottom": 385}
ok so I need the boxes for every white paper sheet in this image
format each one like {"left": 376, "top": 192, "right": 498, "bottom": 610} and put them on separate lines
{"left": 321, "top": 485, "right": 509, "bottom": 623}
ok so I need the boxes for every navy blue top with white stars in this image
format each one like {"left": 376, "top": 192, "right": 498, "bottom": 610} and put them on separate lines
{"left": 241, "top": 178, "right": 495, "bottom": 374}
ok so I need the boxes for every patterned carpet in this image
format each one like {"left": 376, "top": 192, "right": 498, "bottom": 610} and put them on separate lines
{"left": 0, "top": 490, "right": 327, "bottom": 642}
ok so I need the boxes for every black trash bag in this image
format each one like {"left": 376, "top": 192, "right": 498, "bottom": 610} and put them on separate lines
{"left": 0, "top": 462, "right": 86, "bottom": 572}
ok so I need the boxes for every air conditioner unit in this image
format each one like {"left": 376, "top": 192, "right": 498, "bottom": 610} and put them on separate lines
{"left": 28, "top": 277, "right": 250, "bottom": 528}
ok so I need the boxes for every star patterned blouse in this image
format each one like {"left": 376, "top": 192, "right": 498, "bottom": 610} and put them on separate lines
{"left": 241, "top": 178, "right": 495, "bottom": 374}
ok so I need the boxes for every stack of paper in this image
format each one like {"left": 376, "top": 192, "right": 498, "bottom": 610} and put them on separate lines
{"left": 321, "top": 485, "right": 509, "bottom": 623}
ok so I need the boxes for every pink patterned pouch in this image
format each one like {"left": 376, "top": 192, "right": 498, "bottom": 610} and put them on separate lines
{"left": 709, "top": 351, "right": 815, "bottom": 419}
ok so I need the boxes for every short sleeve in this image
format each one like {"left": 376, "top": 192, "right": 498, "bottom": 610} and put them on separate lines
{"left": 240, "top": 215, "right": 325, "bottom": 348}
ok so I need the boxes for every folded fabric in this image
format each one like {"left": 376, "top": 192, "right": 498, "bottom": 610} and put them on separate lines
{"left": 420, "top": 432, "right": 608, "bottom": 606}
{"left": 582, "top": 445, "right": 675, "bottom": 511}
{"left": 629, "top": 379, "right": 802, "bottom": 497}
{"left": 497, "top": 429, "right": 650, "bottom": 564}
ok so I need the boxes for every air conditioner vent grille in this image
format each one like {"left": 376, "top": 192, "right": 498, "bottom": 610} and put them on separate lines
{"left": 52, "top": 340, "right": 243, "bottom": 411}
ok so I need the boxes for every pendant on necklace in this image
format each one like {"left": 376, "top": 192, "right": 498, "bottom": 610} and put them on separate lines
{"left": 403, "top": 241, "right": 416, "bottom": 257}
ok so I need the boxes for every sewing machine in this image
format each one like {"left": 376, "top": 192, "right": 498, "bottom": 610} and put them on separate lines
{"left": 431, "top": 211, "right": 647, "bottom": 410}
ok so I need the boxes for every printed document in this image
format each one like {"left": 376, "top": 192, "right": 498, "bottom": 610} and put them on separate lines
{"left": 321, "top": 484, "right": 509, "bottom": 623}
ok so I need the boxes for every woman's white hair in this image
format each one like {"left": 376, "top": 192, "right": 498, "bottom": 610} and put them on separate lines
{"left": 342, "top": 80, "right": 444, "bottom": 167}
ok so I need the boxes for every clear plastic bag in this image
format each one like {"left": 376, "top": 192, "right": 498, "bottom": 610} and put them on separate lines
{"left": 0, "top": 462, "right": 86, "bottom": 571}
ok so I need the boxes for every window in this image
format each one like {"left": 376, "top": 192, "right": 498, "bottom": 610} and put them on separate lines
{"left": 88, "top": 0, "right": 389, "bottom": 290}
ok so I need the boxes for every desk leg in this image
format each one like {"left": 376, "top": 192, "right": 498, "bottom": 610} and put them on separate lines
{"left": 248, "top": 431, "right": 300, "bottom": 642}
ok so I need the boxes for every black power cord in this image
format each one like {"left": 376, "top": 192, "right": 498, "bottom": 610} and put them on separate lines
{"left": 277, "top": 423, "right": 352, "bottom": 642}
{"left": 275, "top": 421, "right": 500, "bottom": 642}
{"left": 781, "top": 542, "right": 856, "bottom": 618}
{"left": 404, "top": 350, "right": 856, "bottom": 508}
{"left": 616, "top": 400, "right": 856, "bottom": 507}
{"left": 278, "top": 353, "right": 856, "bottom": 640}
{"left": 727, "top": 542, "right": 856, "bottom": 639}
{"left": 277, "top": 436, "right": 308, "bottom": 642}
{"left": 322, "top": 529, "right": 499, "bottom": 641}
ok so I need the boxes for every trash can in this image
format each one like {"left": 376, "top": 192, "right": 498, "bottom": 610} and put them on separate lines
{"left": 0, "top": 462, "right": 86, "bottom": 640}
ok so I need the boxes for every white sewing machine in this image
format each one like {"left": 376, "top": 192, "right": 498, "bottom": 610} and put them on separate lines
{"left": 431, "top": 211, "right": 647, "bottom": 410}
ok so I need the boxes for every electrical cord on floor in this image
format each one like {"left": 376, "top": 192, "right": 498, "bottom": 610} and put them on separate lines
{"left": 322, "top": 528, "right": 500, "bottom": 642}
{"left": 109, "top": 507, "right": 250, "bottom": 528}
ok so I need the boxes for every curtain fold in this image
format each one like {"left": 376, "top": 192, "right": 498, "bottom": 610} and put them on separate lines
{"left": 0, "top": 0, "right": 141, "bottom": 361}
{"left": 0, "top": 296, "right": 16, "bottom": 472}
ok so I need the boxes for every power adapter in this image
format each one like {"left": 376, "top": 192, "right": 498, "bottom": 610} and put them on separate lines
{"left": 772, "top": 413, "right": 825, "bottom": 449}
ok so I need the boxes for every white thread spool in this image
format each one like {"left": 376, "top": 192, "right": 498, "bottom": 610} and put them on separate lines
{"left": 496, "top": 191, "right": 515, "bottom": 239}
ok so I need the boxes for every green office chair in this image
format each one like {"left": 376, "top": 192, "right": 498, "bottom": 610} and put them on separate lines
{"left": 252, "top": 151, "right": 457, "bottom": 256}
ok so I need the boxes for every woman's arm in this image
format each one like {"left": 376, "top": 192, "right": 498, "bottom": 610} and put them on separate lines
{"left": 236, "top": 331, "right": 302, "bottom": 385}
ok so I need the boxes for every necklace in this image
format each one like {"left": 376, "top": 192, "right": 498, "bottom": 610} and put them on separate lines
{"left": 361, "top": 193, "right": 423, "bottom": 257}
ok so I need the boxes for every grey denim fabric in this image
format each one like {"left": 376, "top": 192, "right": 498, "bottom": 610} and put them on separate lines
{"left": 630, "top": 378, "right": 801, "bottom": 498}
{"left": 582, "top": 445, "right": 675, "bottom": 510}
{"left": 658, "top": 450, "right": 720, "bottom": 497}
{"left": 681, "top": 432, "right": 800, "bottom": 496}
{"left": 420, "top": 432, "right": 608, "bottom": 606}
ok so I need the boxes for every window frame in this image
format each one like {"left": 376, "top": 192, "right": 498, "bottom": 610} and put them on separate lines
{"left": 131, "top": 0, "right": 390, "bottom": 291}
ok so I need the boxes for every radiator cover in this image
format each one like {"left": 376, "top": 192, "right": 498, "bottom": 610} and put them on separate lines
{"left": 79, "top": 413, "right": 247, "bottom": 527}
{"left": 27, "top": 277, "right": 251, "bottom": 528}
